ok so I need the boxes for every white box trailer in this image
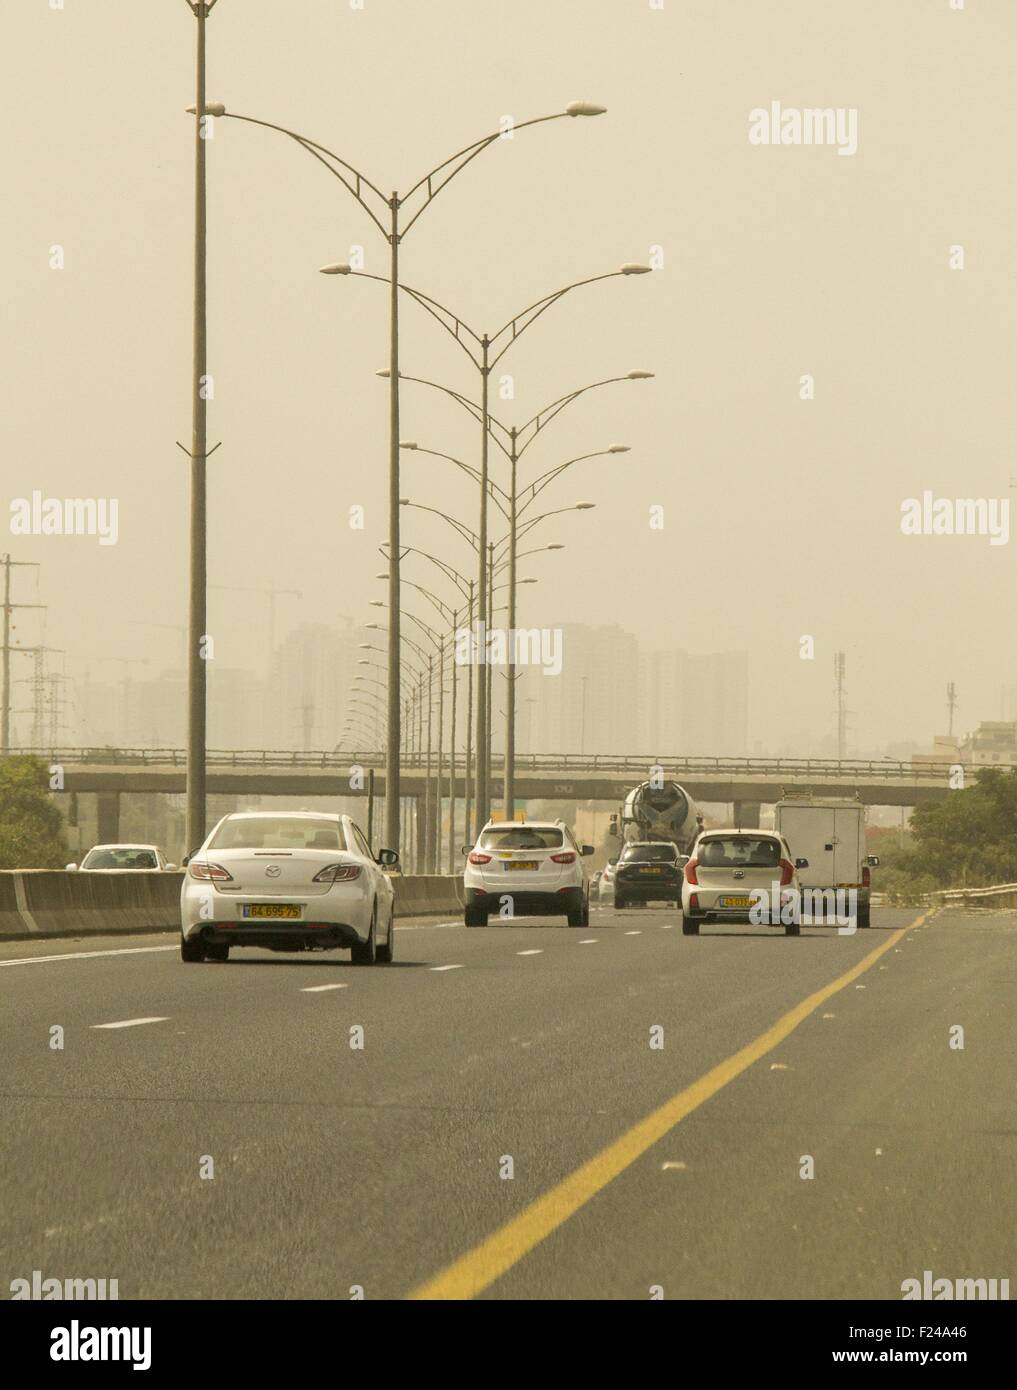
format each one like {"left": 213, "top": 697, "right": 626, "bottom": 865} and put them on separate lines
{"left": 773, "top": 794, "right": 878, "bottom": 928}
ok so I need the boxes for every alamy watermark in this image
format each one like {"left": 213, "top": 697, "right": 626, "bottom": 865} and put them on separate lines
{"left": 748, "top": 101, "right": 858, "bottom": 157}
{"left": 900, "top": 491, "right": 1008, "bottom": 545}
{"left": 9, "top": 490, "right": 118, "bottom": 545}
{"left": 749, "top": 885, "right": 859, "bottom": 933}
{"left": 455, "top": 623, "right": 562, "bottom": 676}
{"left": 901, "top": 1270, "right": 1009, "bottom": 1300}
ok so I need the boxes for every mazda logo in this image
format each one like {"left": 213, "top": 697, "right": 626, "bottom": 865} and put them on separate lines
{"left": 733, "top": 870, "right": 744, "bottom": 879}
{"left": 265, "top": 865, "right": 281, "bottom": 878}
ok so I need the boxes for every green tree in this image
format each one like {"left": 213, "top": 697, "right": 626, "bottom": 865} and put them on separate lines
{"left": 908, "top": 768, "right": 1017, "bottom": 887}
{"left": 0, "top": 756, "right": 68, "bottom": 869}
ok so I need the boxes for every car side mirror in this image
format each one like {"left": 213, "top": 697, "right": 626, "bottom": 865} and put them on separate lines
{"left": 377, "top": 848, "right": 399, "bottom": 867}
{"left": 581, "top": 844, "right": 594, "bottom": 856}
{"left": 866, "top": 855, "right": 880, "bottom": 867}
{"left": 795, "top": 857, "right": 809, "bottom": 869}
{"left": 165, "top": 863, "right": 177, "bottom": 872}
{"left": 182, "top": 848, "right": 199, "bottom": 867}
{"left": 65, "top": 863, "right": 78, "bottom": 872}
{"left": 460, "top": 845, "right": 471, "bottom": 857}
{"left": 678, "top": 855, "right": 690, "bottom": 868}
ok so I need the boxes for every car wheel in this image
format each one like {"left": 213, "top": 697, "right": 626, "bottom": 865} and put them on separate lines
{"left": 856, "top": 905, "right": 871, "bottom": 929}
{"left": 580, "top": 898, "right": 591, "bottom": 928}
{"left": 180, "top": 937, "right": 205, "bottom": 963}
{"left": 682, "top": 916, "right": 700, "bottom": 936}
{"left": 614, "top": 895, "right": 626, "bottom": 911}
{"left": 205, "top": 943, "right": 229, "bottom": 963}
{"left": 785, "top": 920, "right": 801, "bottom": 937}
{"left": 351, "top": 903, "right": 378, "bottom": 964}
{"left": 567, "top": 903, "right": 584, "bottom": 927}
{"left": 465, "top": 904, "right": 488, "bottom": 927}
{"left": 376, "top": 904, "right": 396, "bottom": 962}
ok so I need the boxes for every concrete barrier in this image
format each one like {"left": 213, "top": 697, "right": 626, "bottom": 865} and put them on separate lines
{"left": 0, "top": 870, "right": 464, "bottom": 941}
{"left": 391, "top": 874, "right": 462, "bottom": 917}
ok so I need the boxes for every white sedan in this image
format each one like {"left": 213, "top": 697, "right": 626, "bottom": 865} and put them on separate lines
{"left": 69, "top": 844, "right": 175, "bottom": 872}
{"left": 180, "top": 811, "right": 397, "bottom": 964}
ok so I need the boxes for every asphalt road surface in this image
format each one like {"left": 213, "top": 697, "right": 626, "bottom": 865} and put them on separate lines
{"left": 2, "top": 904, "right": 1014, "bottom": 1301}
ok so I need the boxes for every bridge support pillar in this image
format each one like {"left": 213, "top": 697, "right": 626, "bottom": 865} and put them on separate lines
{"left": 732, "top": 800, "right": 761, "bottom": 829}
{"left": 96, "top": 791, "right": 120, "bottom": 843}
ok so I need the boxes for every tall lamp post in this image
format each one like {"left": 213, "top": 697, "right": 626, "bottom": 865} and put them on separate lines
{"left": 181, "top": 0, "right": 224, "bottom": 853}
{"left": 347, "top": 266, "right": 650, "bottom": 834}
{"left": 216, "top": 101, "right": 606, "bottom": 858}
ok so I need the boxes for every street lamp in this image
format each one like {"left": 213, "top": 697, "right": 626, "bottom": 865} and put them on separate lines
{"left": 180, "top": 0, "right": 225, "bottom": 854}
{"left": 215, "top": 100, "right": 606, "bottom": 859}
{"left": 347, "top": 271, "right": 651, "bottom": 834}
{"left": 404, "top": 439, "right": 624, "bottom": 810}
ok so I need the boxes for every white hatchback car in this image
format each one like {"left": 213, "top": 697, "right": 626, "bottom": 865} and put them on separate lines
{"left": 180, "top": 811, "right": 397, "bottom": 964}
{"left": 463, "top": 819, "right": 594, "bottom": 927}
{"left": 681, "top": 829, "right": 808, "bottom": 936}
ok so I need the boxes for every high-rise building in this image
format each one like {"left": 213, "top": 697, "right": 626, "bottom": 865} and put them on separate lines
{"left": 638, "top": 649, "right": 749, "bottom": 757}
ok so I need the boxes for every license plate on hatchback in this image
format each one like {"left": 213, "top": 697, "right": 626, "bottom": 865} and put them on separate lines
{"left": 718, "top": 895, "right": 751, "bottom": 909}
{"left": 242, "top": 903, "right": 301, "bottom": 919}
{"left": 506, "top": 861, "right": 538, "bottom": 871}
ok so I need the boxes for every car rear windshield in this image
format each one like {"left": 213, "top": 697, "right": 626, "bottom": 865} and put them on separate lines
{"left": 83, "top": 848, "right": 157, "bottom": 869}
{"left": 209, "top": 818, "right": 347, "bottom": 852}
{"left": 621, "top": 844, "right": 676, "bottom": 862}
{"left": 478, "top": 826, "right": 564, "bottom": 850}
{"left": 697, "top": 837, "right": 781, "bottom": 868}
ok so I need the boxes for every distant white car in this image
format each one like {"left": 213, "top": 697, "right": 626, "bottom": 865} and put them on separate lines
{"left": 69, "top": 844, "right": 174, "bottom": 872}
{"left": 463, "top": 819, "right": 593, "bottom": 927}
{"left": 681, "top": 829, "right": 807, "bottom": 937}
{"left": 179, "top": 811, "right": 397, "bottom": 964}
{"left": 597, "top": 857, "right": 619, "bottom": 904}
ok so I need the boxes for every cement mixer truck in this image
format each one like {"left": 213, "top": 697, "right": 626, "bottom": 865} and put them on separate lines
{"left": 609, "top": 780, "right": 704, "bottom": 854}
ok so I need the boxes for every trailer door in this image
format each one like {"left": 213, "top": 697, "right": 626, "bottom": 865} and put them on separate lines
{"left": 833, "top": 806, "right": 862, "bottom": 884}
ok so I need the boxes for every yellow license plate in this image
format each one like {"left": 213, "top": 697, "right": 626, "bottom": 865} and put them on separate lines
{"left": 639, "top": 866, "right": 663, "bottom": 874}
{"left": 506, "top": 861, "right": 538, "bottom": 871}
{"left": 243, "top": 903, "right": 301, "bottom": 919}
{"left": 719, "top": 896, "right": 751, "bottom": 909}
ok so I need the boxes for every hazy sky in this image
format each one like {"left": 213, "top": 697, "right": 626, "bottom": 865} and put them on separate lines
{"left": 2, "top": 0, "right": 1015, "bottom": 754}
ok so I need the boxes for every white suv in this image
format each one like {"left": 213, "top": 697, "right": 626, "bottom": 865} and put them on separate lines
{"left": 463, "top": 820, "right": 594, "bottom": 927}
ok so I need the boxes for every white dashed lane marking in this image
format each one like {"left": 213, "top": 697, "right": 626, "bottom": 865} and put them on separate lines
{"left": 517, "top": 950, "right": 543, "bottom": 956}
{"left": 578, "top": 939, "right": 598, "bottom": 945}
{"left": 301, "top": 983, "right": 349, "bottom": 993}
{"left": 625, "top": 931, "right": 642, "bottom": 936}
{"left": 430, "top": 964, "right": 464, "bottom": 972}
{"left": 91, "top": 1017, "right": 170, "bottom": 1030}
{"left": 0, "top": 946, "right": 177, "bottom": 968}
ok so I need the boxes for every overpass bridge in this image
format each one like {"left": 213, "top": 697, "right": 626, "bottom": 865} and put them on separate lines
{"left": 27, "top": 749, "right": 958, "bottom": 836}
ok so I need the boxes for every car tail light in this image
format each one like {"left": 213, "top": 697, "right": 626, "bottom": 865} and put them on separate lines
{"left": 188, "top": 861, "right": 233, "bottom": 882}
{"left": 684, "top": 858, "right": 699, "bottom": 885}
{"left": 862, "top": 865, "right": 871, "bottom": 888}
{"left": 550, "top": 851, "right": 576, "bottom": 864}
{"left": 467, "top": 852, "right": 492, "bottom": 865}
{"left": 312, "top": 863, "right": 362, "bottom": 882}
{"left": 689, "top": 892, "right": 699, "bottom": 910}
{"left": 779, "top": 858, "right": 794, "bottom": 886}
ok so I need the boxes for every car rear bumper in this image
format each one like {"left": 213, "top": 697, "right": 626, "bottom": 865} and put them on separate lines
{"left": 185, "top": 920, "right": 364, "bottom": 950}
{"left": 615, "top": 877, "right": 681, "bottom": 900}
{"left": 466, "top": 886, "right": 583, "bottom": 916}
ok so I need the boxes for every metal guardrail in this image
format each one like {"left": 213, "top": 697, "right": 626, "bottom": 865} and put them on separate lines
{"left": 12, "top": 747, "right": 965, "bottom": 781}
{"left": 937, "top": 882, "right": 1017, "bottom": 903}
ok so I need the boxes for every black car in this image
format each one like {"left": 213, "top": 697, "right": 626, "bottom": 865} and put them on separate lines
{"left": 613, "top": 841, "right": 684, "bottom": 909}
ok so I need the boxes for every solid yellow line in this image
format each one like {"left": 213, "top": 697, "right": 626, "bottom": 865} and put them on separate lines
{"left": 409, "top": 910, "right": 932, "bottom": 1300}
